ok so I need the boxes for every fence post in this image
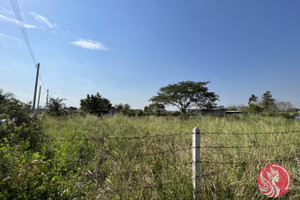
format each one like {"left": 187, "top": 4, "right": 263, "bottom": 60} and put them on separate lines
{"left": 192, "top": 127, "right": 200, "bottom": 200}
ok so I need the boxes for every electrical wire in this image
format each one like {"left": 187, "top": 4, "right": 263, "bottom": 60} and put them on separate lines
{"left": 39, "top": 73, "right": 48, "bottom": 91}
{"left": 11, "top": 0, "right": 51, "bottom": 104}
{"left": 10, "top": 0, "right": 37, "bottom": 66}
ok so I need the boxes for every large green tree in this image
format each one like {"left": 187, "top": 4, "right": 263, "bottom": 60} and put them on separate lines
{"left": 80, "top": 93, "right": 112, "bottom": 116}
{"left": 150, "top": 81, "right": 219, "bottom": 115}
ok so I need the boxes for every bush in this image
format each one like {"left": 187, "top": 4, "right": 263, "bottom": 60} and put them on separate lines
{"left": 80, "top": 93, "right": 112, "bottom": 116}
{"left": 47, "top": 97, "right": 66, "bottom": 117}
{"left": 0, "top": 90, "right": 42, "bottom": 148}
{"left": 0, "top": 139, "right": 86, "bottom": 200}
{"left": 0, "top": 90, "right": 87, "bottom": 199}
{"left": 277, "top": 112, "right": 299, "bottom": 119}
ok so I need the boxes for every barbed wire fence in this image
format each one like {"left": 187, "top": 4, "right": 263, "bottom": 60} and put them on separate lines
{"left": 192, "top": 128, "right": 300, "bottom": 199}
{"left": 21, "top": 128, "right": 300, "bottom": 198}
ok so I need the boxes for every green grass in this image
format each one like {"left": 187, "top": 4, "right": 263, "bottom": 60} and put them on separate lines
{"left": 39, "top": 114, "right": 300, "bottom": 199}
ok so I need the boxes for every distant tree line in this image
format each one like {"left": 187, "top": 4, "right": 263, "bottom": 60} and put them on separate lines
{"left": 38, "top": 82, "right": 299, "bottom": 118}
{"left": 71, "top": 81, "right": 220, "bottom": 117}
{"left": 247, "top": 90, "right": 299, "bottom": 114}
{"left": 226, "top": 91, "right": 299, "bottom": 118}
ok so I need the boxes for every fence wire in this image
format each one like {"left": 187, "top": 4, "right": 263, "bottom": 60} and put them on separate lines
{"left": 44, "top": 132, "right": 192, "bottom": 142}
{"left": 26, "top": 129, "right": 300, "bottom": 195}
{"left": 199, "top": 142, "right": 300, "bottom": 149}
{"left": 198, "top": 156, "right": 299, "bottom": 165}
{"left": 201, "top": 130, "right": 300, "bottom": 135}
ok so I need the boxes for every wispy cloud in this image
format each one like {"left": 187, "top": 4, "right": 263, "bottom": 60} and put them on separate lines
{"left": 71, "top": 39, "right": 109, "bottom": 50}
{"left": 0, "top": 32, "right": 22, "bottom": 46}
{"left": 30, "top": 12, "right": 57, "bottom": 29}
{"left": 0, "top": 14, "right": 36, "bottom": 28}
{"left": 0, "top": 7, "right": 14, "bottom": 15}
{"left": 0, "top": 32, "right": 21, "bottom": 42}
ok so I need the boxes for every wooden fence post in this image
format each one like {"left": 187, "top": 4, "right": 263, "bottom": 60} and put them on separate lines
{"left": 192, "top": 127, "right": 200, "bottom": 199}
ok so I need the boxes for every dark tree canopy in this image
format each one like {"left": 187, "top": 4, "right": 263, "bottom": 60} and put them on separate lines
{"left": 248, "top": 94, "right": 262, "bottom": 113}
{"left": 261, "top": 91, "right": 276, "bottom": 112}
{"left": 144, "top": 103, "right": 166, "bottom": 116}
{"left": 48, "top": 97, "right": 66, "bottom": 116}
{"left": 248, "top": 94, "right": 259, "bottom": 105}
{"left": 0, "top": 89, "right": 32, "bottom": 125}
{"left": 114, "top": 103, "right": 135, "bottom": 116}
{"left": 247, "top": 91, "right": 276, "bottom": 113}
{"left": 80, "top": 93, "right": 112, "bottom": 116}
{"left": 150, "top": 81, "right": 219, "bottom": 114}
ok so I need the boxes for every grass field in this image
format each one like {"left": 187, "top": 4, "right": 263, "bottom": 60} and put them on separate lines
{"left": 38, "top": 114, "right": 300, "bottom": 199}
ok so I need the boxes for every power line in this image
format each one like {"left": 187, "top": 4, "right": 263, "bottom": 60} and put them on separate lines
{"left": 39, "top": 73, "right": 48, "bottom": 91}
{"left": 10, "top": 0, "right": 50, "bottom": 106}
{"left": 10, "top": 0, "right": 37, "bottom": 66}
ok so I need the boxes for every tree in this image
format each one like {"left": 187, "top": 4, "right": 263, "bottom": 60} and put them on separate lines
{"left": 80, "top": 93, "right": 112, "bottom": 116}
{"left": 248, "top": 94, "right": 258, "bottom": 104}
{"left": 48, "top": 97, "right": 66, "bottom": 116}
{"left": 247, "top": 91, "right": 277, "bottom": 114}
{"left": 261, "top": 91, "right": 276, "bottom": 113}
{"left": 144, "top": 103, "right": 166, "bottom": 116}
{"left": 150, "top": 81, "right": 219, "bottom": 115}
{"left": 247, "top": 94, "right": 262, "bottom": 113}
{"left": 275, "top": 101, "right": 293, "bottom": 112}
{"left": 115, "top": 103, "right": 135, "bottom": 116}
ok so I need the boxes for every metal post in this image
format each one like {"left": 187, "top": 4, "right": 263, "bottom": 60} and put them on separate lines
{"left": 192, "top": 127, "right": 201, "bottom": 200}
{"left": 36, "top": 85, "right": 41, "bottom": 114}
{"left": 46, "top": 89, "right": 49, "bottom": 109}
{"left": 32, "top": 63, "right": 40, "bottom": 112}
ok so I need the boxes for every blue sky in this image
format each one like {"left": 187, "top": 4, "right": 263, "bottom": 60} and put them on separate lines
{"left": 0, "top": 0, "right": 299, "bottom": 109}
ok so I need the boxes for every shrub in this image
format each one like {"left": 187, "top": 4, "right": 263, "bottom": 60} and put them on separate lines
{"left": 0, "top": 90, "right": 42, "bottom": 148}
{"left": 47, "top": 97, "right": 66, "bottom": 117}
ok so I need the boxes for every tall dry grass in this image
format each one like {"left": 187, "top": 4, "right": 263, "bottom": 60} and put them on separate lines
{"left": 41, "top": 114, "right": 300, "bottom": 199}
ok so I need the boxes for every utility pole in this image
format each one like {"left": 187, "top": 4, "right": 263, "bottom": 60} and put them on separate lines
{"left": 37, "top": 85, "right": 41, "bottom": 114}
{"left": 32, "top": 63, "right": 40, "bottom": 112}
{"left": 46, "top": 89, "right": 49, "bottom": 109}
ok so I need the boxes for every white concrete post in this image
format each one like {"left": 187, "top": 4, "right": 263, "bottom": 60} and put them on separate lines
{"left": 192, "top": 127, "right": 200, "bottom": 200}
